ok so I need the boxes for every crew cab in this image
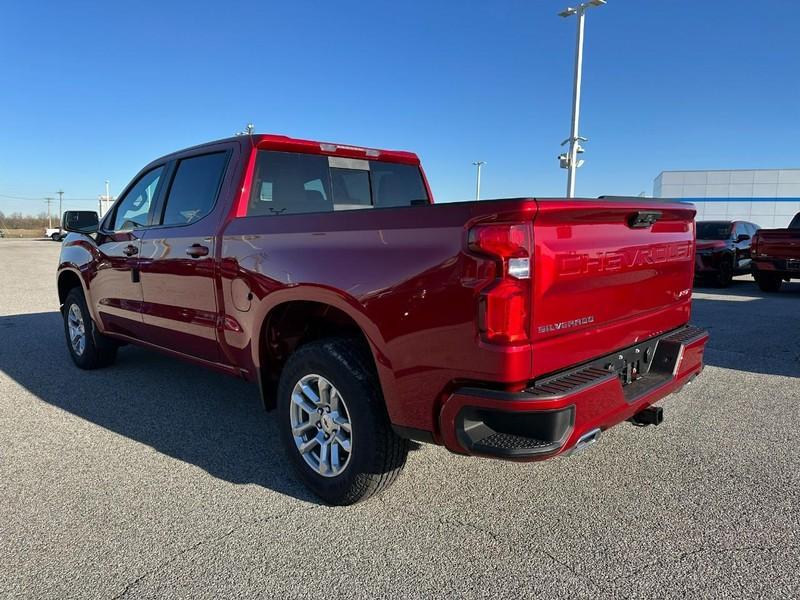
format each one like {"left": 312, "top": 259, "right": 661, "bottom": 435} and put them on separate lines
{"left": 56, "top": 134, "right": 708, "bottom": 504}
{"left": 751, "top": 212, "right": 800, "bottom": 292}
{"left": 694, "top": 220, "right": 759, "bottom": 287}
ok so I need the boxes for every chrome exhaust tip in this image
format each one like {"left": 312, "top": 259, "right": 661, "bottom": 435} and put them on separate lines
{"left": 571, "top": 428, "right": 601, "bottom": 455}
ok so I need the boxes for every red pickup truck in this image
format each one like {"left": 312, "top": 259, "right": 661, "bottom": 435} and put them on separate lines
{"left": 57, "top": 134, "right": 708, "bottom": 504}
{"left": 751, "top": 212, "right": 800, "bottom": 292}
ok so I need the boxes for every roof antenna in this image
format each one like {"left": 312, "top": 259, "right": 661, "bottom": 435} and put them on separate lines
{"left": 234, "top": 123, "right": 256, "bottom": 147}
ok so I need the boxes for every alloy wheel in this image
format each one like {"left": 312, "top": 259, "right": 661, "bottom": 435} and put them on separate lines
{"left": 289, "top": 374, "right": 353, "bottom": 478}
{"left": 67, "top": 304, "right": 86, "bottom": 356}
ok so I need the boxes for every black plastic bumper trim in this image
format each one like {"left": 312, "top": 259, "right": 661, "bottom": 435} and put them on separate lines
{"left": 392, "top": 425, "right": 435, "bottom": 445}
{"left": 455, "top": 405, "right": 575, "bottom": 458}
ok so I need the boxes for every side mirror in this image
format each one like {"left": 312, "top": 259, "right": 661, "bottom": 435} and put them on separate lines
{"left": 63, "top": 210, "right": 99, "bottom": 234}
{"left": 736, "top": 233, "right": 750, "bottom": 242}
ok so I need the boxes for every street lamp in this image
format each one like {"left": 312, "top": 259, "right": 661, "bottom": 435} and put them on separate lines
{"left": 57, "top": 189, "right": 64, "bottom": 233}
{"left": 558, "top": 0, "right": 606, "bottom": 198}
{"left": 473, "top": 161, "right": 486, "bottom": 201}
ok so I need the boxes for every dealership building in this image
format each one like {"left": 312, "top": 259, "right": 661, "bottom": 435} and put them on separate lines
{"left": 653, "top": 168, "right": 800, "bottom": 228}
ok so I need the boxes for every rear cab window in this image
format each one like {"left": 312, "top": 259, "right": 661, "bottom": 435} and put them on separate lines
{"left": 247, "top": 150, "right": 428, "bottom": 217}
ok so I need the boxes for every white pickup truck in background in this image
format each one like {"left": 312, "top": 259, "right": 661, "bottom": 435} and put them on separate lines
{"left": 44, "top": 227, "right": 64, "bottom": 241}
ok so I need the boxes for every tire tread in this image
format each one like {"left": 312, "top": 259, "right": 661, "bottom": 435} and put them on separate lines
{"left": 63, "top": 287, "right": 118, "bottom": 369}
{"left": 278, "top": 337, "right": 409, "bottom": 505}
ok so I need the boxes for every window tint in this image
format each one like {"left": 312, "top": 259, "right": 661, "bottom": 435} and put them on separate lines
{"left": 304, "top": 179, "right": 327, "bottom": 199}
{"left": 248, "top": 151, "right": 332, "bottom": 216}
{"left": 371, "top": 162, "right": 429, "bottom": 208}
{"left": 161, "top": 153, "right": 228, "bottom": 226}
{"left": 696, "top": 221, "right": 732, "bottom": 240}
{"left": 331, "top": 168, "right": 371, "bottom": 210}
{"left": 245, "top": 150, "right": 429, "bottom": 217}
{"left": 113, "top": 166, "right": 163, "bottom": 231}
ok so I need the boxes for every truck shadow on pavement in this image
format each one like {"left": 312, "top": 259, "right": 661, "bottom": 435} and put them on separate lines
{"left": 690, "top": 279, "right": 800, "bottom": 378}
{"left": 0, "top": 310, "right": 327, "bottom": 504}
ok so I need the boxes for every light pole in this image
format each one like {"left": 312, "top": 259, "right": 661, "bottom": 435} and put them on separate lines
{"left": 44, "top": 197, "right": 54, "bottom": 228}
{"left": 558, "top": 0, "right": 606, "bottom": 198}
{"left": 57, "top": 189, "right": 64, "bottom": 232}
{"left": 472, "top": 161, "right": 486, "bottom": 201}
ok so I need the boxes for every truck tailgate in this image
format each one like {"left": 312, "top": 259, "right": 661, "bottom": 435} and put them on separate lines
{"left": 529, "top": 199, "right": 696, "bottom": 378}
{"left": 755, "top": 230, "right": 800, "bottom": 260}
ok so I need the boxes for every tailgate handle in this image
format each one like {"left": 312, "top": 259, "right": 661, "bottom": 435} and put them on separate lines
{"left": 628, "top": 210, "right": 662, "bottom": 229}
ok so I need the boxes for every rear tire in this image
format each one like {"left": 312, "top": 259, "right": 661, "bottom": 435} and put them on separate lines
{"left": 754, "top": 272, "right": 782, "bottom": 293}
{"left": 63, "top": 288, "right": 118, "bottom": 369}
{"left": 51, "top": 233, "right": 61, "bottom": 242}
{"left": 277, "top": 338, "right": 409, "bottom": 505}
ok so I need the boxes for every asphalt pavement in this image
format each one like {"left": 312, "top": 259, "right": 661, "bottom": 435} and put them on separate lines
{"left": 1, "top": 238, "right": 798, "bottom": 599}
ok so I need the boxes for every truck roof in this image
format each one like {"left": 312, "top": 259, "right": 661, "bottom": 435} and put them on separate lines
{"left": 160, "top": 133, "right": 422, "bottom": 166}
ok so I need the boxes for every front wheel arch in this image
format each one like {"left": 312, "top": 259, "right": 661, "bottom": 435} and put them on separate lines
{"left": 57, "top": 269, "right": 84, "bottom": 307}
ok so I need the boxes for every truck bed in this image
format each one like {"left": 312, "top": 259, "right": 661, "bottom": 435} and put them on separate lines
{"left": 220, "top": 196, "right": 697, "bottom": 432}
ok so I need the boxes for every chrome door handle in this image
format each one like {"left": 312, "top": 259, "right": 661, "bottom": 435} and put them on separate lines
{"left": 122, "top": 245, "right": 138, "bottom": 257}
{"left": 186, "top": 244, "right": 209, "bottom": 258}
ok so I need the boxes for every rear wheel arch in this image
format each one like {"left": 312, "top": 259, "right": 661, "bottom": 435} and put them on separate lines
{"left": 256, "top": 300, "right": 385, "bottom": 411}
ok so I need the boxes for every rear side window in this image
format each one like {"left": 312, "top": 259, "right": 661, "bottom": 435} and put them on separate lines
{"left": 246, "top": 150, "right": 428, "bottom": 216}
{"left": 161, "top": 152, "right": 228, "bottom": 226}
{"left": 113, "top": 166, "right": 163, "bottom": 231}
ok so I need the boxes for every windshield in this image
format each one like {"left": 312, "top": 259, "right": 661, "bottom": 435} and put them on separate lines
{"left": 697, "top": 222, "right": 732, "bottom": 240}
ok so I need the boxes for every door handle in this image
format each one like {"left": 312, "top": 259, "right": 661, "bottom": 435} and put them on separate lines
{"left": 186, "top": 244, "right": 209, "bottom": 258}
{"left": 123, "top": 244, "right": 138, "bottom": 257}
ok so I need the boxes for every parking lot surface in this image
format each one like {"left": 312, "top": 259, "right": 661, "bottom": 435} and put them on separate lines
{"left": 1, "top": 238, "right": 798, "bottom": 599}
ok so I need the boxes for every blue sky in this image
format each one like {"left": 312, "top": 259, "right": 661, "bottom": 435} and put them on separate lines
{"left": 1, "top": 0, "right": 798, "bottom": 215}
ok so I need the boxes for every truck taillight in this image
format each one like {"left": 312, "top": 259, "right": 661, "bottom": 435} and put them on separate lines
{"left": 468, "top": 223, "right": 532, "bottom": 344}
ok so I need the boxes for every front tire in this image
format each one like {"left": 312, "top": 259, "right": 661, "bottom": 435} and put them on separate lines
{"left": 63, "top": 288, "right": 118, "bottom": 369}
{"left": 715, "top": 260, "right": 733, "bottom": 287}
{"left": 277, "top": 338, "right": 409, "bottom": 505}
{"left": 51, "top": 233, "right": 61, "bottom": 242}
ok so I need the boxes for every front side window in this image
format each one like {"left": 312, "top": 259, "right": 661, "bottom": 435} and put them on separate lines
{"left": 161, "top": 152, "right": 228, "bottom": 226}
{"left": 246, "top": 150, "right": 429, "bottom": 217}
{"left": 113, "top": 166, "right": 163, "bottom": 231}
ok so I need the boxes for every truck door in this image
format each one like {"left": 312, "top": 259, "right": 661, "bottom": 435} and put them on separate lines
{"left": 732, "top": 221, "right": 752, "bottom": 271}
{"left": 92, "top": 165, "right": 165, "bottom": 338}
{"left": 138, "top": 148, "right": 233, "bottom": 363}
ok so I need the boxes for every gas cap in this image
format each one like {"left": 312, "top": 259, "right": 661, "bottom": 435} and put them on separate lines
{"left": 231, "top": 277, "right": 252, "bottom": 312}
